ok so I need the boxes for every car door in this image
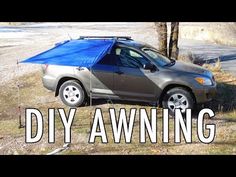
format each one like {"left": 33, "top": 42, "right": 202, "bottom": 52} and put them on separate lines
{"left": 89, "top": 54, "right": 116, "bottom": 96}
{"left": 74, "top": 54, "right": 116, "bottom": 97}
{"left": 113, "top": 46, "right": 156, "bottom": 101}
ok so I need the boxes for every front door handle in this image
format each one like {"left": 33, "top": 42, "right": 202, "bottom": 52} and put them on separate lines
{"left": 115, "top": 71, "right": 124, "bottom": 75}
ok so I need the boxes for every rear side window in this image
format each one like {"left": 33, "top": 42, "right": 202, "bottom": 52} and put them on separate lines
{"left": 98, "top": 54, "right": 116, "bottom": 65}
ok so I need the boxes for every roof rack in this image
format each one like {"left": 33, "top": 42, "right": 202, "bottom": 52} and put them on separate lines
{"left": 79, "top": 36, "right": 132, "bottom": 40}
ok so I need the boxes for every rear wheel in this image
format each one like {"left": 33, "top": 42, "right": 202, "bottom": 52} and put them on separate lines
{"left": 162, "top": 87, "right": 194, "bottom": 115}
{"left": 59, "top": 80, "right": 85, "bottom": 107}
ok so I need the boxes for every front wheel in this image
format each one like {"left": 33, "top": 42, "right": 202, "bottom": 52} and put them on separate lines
{"left": 59, "top": 80, "right": 85, "bottom": 107}
{"left": 162, "top": 87, "right": 194, "bottom": 115}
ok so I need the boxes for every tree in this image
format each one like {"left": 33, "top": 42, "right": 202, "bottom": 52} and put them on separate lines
{"left": 169, "top": 22, "right": 179, "bottom": 59}
{"left": 155, "top": 22, "right": 167, "bottom": 56}
{"left": 155, "top": 22, "right": 179, "bottom": 59}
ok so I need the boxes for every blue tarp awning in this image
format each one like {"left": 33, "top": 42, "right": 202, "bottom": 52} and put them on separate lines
{"left": 20, "top": 39, "right": 115, "bottom": 67}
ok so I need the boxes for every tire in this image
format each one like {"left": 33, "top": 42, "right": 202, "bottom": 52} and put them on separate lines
{"left": 162, "top": 87, "right": 194, "bottom": 115}
{"left": 59, "top": 80, "right": 85, "bottom": 107}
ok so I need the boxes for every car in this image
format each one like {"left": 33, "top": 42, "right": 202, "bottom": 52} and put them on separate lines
{"left": 42, "top": 36, "right": 217, "bottom": 114}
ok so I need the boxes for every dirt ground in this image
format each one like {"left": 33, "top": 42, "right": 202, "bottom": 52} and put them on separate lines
{"left": 0, "top": 23, "right": 236, "bottom": 154}
{"left": 0, "top": 69, "right": 236, "bottom": 154}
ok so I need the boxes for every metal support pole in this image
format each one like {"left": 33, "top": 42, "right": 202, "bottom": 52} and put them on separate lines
{"left": 88, "top": 66, "right": 93, "bottom": 133}
{"left": 17, "top": 60, "right": 24, "bottom": 129}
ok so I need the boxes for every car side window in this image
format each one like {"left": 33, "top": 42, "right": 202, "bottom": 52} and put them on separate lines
{"left": 98, "top": 54, "right": 116, "bottom": 65}
{"left": 115, "top": 47, "right": 150, "bottom": 68}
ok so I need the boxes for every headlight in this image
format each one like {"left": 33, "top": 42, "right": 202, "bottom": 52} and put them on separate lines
{"left": 195, "top": 77, "right": 212, "bottom": 86}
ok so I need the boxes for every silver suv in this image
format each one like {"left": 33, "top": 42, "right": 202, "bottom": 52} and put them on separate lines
{"left": 42, "top": 36, "right": 216, "bottom": 114}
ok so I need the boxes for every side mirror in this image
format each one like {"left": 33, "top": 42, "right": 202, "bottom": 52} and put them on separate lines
{"left": 143, "top": 63, "right": 155, "bottom": 70}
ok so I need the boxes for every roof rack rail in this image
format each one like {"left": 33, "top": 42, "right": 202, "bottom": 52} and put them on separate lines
{"left": 79, "top": 36, "right": 132, "bottom": 40}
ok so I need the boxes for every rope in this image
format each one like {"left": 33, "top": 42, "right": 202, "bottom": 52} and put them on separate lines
{"left": 47, "top": 143, "right": 70, "bottom": 155}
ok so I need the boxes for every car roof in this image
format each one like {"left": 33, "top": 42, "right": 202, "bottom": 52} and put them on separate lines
{"left": 78, "top": 36, "right": 156, "bottom": 50}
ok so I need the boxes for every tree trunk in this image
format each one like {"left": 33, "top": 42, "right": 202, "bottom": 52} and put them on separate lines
{"left": 169, "top": 22, "right": 179, "bottom": 59}
{"left": 155, "top": 22, "right": 167, "bottom": 56}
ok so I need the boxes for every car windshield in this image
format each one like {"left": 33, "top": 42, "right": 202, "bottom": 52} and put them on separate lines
{"left": 142, "top": 48, "right": 172, "bottom": 67}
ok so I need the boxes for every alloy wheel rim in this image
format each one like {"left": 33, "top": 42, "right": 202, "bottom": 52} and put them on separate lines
{"left": 167, "top": 93, "right": 189, "bottom": 113}
{"left": 63, "top": 85, "right": 81, "bottom": 104}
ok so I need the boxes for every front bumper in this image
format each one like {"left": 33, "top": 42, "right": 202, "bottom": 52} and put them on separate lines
{"left": 193, "top": 85, "right": 217, "bottom": 103}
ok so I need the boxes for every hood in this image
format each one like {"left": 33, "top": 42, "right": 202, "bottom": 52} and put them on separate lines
{"left": 167, "top": 61, "right": 209, "bottom": 75}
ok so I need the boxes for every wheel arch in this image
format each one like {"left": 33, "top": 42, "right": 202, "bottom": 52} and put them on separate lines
{"left": 55, "top": 77, "right": 88, "bottom": 97}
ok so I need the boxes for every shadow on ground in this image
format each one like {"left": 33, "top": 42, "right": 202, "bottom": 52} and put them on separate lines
{"left": 88, "top": 98, "right": 152, "bottom": 107}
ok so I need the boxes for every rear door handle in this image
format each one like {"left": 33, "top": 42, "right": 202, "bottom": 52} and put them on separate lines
{"left": 115, "top": 71, "right": 124, "bottom": 75}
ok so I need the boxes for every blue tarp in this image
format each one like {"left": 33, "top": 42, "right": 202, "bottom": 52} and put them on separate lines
{"left": 21, "top": 39, "right": 115, "bottom": 67}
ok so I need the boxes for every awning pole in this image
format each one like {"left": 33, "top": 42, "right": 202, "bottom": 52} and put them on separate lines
{"left": 17, "top": 60, "right": 25, "bottom": 129}
{"left": 89, "top": 66, "right": 93, "bottom": 131}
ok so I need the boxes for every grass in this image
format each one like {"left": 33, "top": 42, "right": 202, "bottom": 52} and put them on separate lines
{"left": 207, "top": 64, "right": 236, "bottom": 117}
{"left": 0, "top": 64, "right": 236, "bottom": 154}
